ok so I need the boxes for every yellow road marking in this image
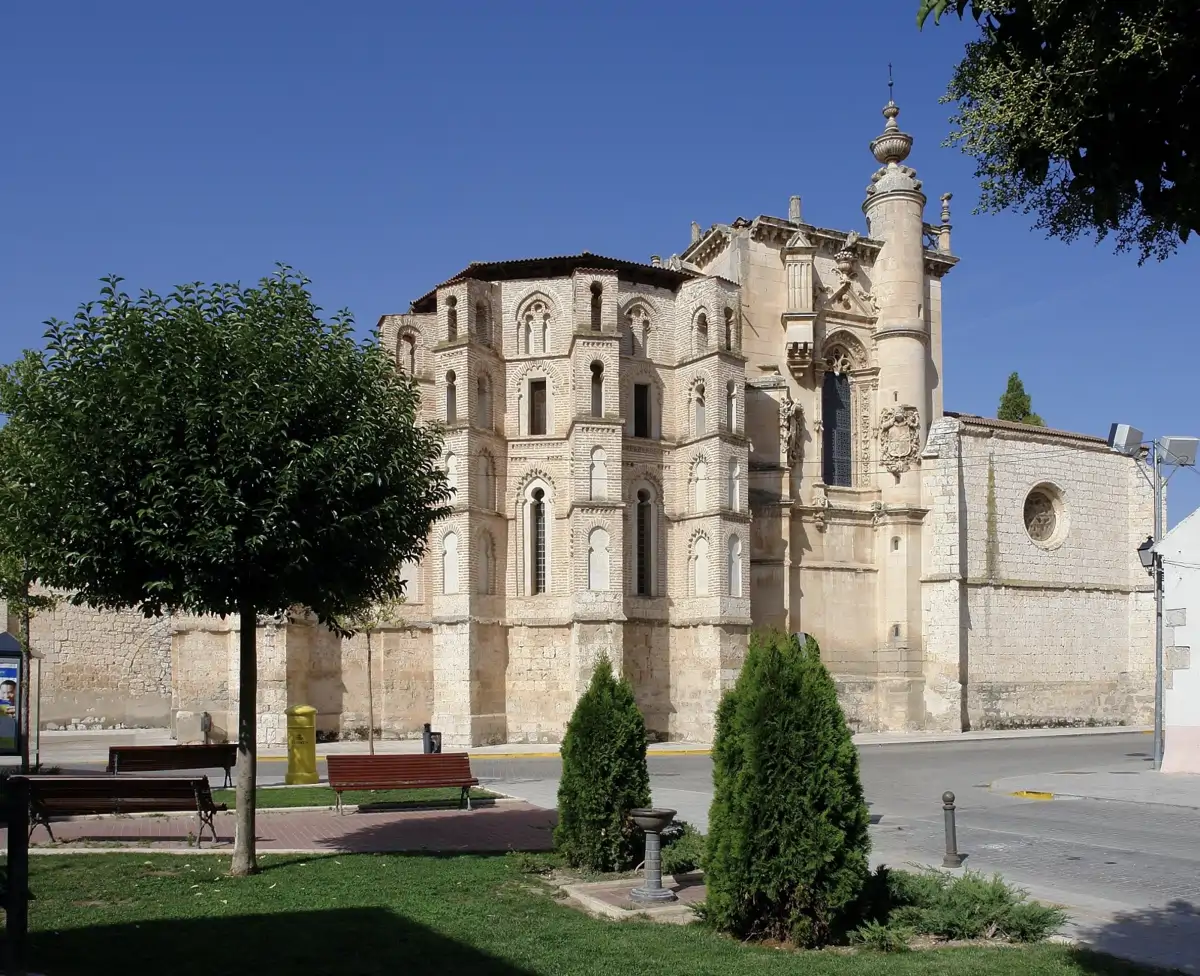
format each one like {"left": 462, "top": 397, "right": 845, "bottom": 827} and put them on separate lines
{"left": 1009, "top": 790, "right": 1055, "bottom": 801}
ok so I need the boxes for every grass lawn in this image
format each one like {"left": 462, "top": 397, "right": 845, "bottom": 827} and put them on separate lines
{"left": 20, "top": 854, "right": 1153, "bottom": 976}
{"left": 211, "top": 785, "right": 497, "bottom": 809}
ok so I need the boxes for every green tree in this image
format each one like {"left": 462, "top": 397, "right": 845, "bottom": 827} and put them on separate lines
{"left": 0, "top": 269, "right": 450, "bottom": 875}
{"left": 329, "top": 598, "right": 406, "bottom": 755}
{"left": 996, "top": 371, "right": 1044, "bottom": 426}
{"left": 555, "top": 657, "right": 651, "bottom": 871}
{"left": 919, "top": 1, "right": 1200, "bottom": 262}
{"left": 705, "top": 631, "right": 870, "bottom": 947}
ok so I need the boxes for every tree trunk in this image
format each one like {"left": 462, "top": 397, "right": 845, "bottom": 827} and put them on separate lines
{"left": 19, "top": 591, "right": 31, "bottom": 775}
{"left": 231, "top": 605, "right": 258, "bottom": 876}
{"left": 367, "top": 630, "right": 375, "bottom": 756}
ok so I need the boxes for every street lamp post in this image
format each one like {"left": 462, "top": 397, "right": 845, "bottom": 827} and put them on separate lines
{"left": 1109, "top": 425, "right": 1198, "bottom": 770}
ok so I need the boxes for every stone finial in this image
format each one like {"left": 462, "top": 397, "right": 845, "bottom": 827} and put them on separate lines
{"left": 940, "top": 192, "right": 953, "bottom": 224}
{"left": 650, "top": 255, "right": 662, "bottom": 267}
{"left": 870, "top": 101, "right": 913, "bottom": 166}
{"left": 691, "top": 221, "right": 702, "bottom": 243}
{"left": 788, "top": 195, "right": 803, "bottom": 222}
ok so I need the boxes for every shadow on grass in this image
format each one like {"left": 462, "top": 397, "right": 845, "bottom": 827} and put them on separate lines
{"left": 22, "top": 906, "right": 539, "bottom": 976}
{"left": 1069, "top": 899, "right": 1200, "bottom": 975}
{"left": 354, "top": 796, "right": 497, "bottom": 814}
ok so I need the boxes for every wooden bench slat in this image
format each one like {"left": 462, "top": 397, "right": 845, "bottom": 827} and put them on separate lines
{"left": 106, "top": 744, "right": 238, "bottom": 787}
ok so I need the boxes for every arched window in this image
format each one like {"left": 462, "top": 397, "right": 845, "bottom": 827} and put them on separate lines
{"left": 692, "top": 458, "right": 708, "bottom": 513}
{"left": 531, "top": 487, "right": 548, "bottom": 594}
{"left": 475, "top": 374, "right": 491, "bottom": 429}
{"left": 442, "top": 531, "right": 459, "bottom": 594}
{"left": 728, "top": 535, "right": 742, "bottom": 597}
{"left": 523, "top": 300, "right": 550, "bottom": 355}
{"left": 693, "top": 384, "right": 706, "bottom": 438}
{"left": 695, "top": 311, "right": 709, "bottom": 350}
{"left": 587, "top": 527, "right": 610, "bottom": 590}
{"left": 474, "top": 301, "right": 490, "bottom": 344}
{"left": 445, "top": 452, "right": 458, "bottom": 494}
{"left": 446, "top": 296, "right": 458, "bottom": 342}
{"left": 626, "top": 306, "right": 650, "bottom": 356}
{"left": 589, "top": 446, "right": 607, "bottom": 501}
{"left": 590, "top": 282, "right": 603, "bottom": 331}
{"left": 727, "top": 459, "right": 740, "bottom": 512}
{"left": 477, "top": 453, "right": 497, "bottom": 511}
{"left": 445, "top": 370, "right": 457, "bottom": 424}
{"left": 822, "top": 370, "right": 852, "bottom": 486}
{"left": 632, "top": 381, "right": 656, "bottom": 438}
{"left": 725, "top": 381, "right": 736, "bottom": 431}
{"left": 723, "top": 307, "right": 734, "bottom": 351}
{"left": 400, "top": 335, "right": 417, "bottom": 375}
{"left": 477, "top": 532, "right": 496, "bottom": 595}
{"left": 590, "top": 361, "right": 604, "bottom": 417}
{"left": 692, "top": 536, "right": 710, "bottom": 596}
{"left": 635, "top": 488, "right": 654, "bottom": 596}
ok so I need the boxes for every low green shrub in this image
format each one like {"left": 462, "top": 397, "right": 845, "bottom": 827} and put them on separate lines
{"left": 660, "top": 821, "right": 705, "bottom": 876}
{"left": 849, "top": 919, "right": 913, "bottom": 953}
{"left": 887, "top": 868, "right": 1068, "bottom": 943}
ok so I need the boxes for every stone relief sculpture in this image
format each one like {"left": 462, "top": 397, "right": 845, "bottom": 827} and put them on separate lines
{"left": 878, "top": 405, "right": 921, "bottom": 476}
{"left": 780, "top": 393, "right": 805, "bottom": 466}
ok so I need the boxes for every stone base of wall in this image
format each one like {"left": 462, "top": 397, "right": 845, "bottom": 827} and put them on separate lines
{"left": 834, "top": 675, "right": 926, "bottom": 733}
{"left": 966, "top": 679, "right": 1152, "bottom": 730}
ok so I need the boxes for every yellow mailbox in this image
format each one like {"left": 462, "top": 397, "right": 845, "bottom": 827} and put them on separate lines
{"left": 285, "top": 705, "right": 319, "bottom": 785}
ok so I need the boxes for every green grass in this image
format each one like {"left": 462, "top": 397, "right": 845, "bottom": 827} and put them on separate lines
{"left": 18, "top": 854, "right": 1159, "bottom": 976}
{"left": 211, "top": 785, "right": 497, "bottom": 810}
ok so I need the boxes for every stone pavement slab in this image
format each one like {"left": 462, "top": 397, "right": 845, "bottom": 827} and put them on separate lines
{"left": 6, "top": 800, "right": 557, "bottom": 854}
{"left": 991, "top": 768, "right": 1200, "bottom": 808}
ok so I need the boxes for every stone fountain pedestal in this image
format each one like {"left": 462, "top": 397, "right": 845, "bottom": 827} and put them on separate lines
{"left": 629, "top": 807, "right": 678, "bottom": 905}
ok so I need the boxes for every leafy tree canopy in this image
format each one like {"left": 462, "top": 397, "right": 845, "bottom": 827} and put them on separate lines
{"left": 996, "top": 371, "right": 1044, "bottom": 426}
{"left": 0, "top": 268, "right": 451, "bottom": 626}
{"left": 919, "top": 0, "right": 1200, "bottom": 262}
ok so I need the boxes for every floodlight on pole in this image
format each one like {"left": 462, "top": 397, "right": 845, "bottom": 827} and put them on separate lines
{"left": 1109, "top": 423, "right": 1199, "bottom": 770}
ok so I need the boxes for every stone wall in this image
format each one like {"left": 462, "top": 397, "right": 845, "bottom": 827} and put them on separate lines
{"left": 31, "top": 597, "right": 171, "bottom": 730}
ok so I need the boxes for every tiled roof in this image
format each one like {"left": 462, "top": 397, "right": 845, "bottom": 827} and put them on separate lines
{"left": 409, "top": 252, "right": 696, "bottom": 312}
{"left": 944, "top": 411, "right": 1107, "bottom": 445}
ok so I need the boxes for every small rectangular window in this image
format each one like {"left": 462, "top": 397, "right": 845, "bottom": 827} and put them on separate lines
{"left": 633, "top": 383, "right": 650, "bottom": 438}
{"left": 529, "top": 379, "right": 547, "bottom": 436}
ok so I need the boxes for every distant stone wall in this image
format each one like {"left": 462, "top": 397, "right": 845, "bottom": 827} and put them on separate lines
{"left": 31, "top": 596, "right": 171, "bottom": 730}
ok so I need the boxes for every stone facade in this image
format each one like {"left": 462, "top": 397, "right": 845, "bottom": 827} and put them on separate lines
{"left": 8, "top": 99, "right": 1155, "bottom": 744}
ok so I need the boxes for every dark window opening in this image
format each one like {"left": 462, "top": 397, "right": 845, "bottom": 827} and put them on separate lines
{"left": 636, "top": 489, "right": 652, "bottom": 596}
{"left": 633, "top": 383, "right": 650, "bottom": 438}
{"left": 590, "top": 362, "right": 603, "bottom": 418}
{"left": 590, "top": 282, "right": 603, "bottom": 331}
{"left": 529, "top": 379, "right": 547, "bottom": 435}
{"left": 822, "top": 370, "right": 852, "bottom": 486}
{"left": 531, "top": 487, "right": 547, "bottom": 594}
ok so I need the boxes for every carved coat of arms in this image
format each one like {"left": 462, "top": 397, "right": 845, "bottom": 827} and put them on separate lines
{"left": 878, "top": 405, "right": 921, "bottom": 476}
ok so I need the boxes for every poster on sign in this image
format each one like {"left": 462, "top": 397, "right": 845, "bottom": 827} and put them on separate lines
{"left": 0, "top": 658, "right": 19, "bottom": 754}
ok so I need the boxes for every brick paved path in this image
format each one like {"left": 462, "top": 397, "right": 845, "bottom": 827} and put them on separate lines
{"left": 8, "top": 800, "right": 557, "bottom": 853}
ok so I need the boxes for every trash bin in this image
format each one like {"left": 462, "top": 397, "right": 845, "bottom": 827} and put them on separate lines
{"left": 422, "top": 723, "right": 442, "bottom": 754}
{"left": 285, "top": 705, "right": 319, "bottom": 785}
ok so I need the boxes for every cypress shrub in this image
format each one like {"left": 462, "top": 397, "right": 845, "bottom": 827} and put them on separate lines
{"left": 705, "top": 630, "right": 871, "bottom": 946}
{"left": 554, "top": 657, "right": 651, "bottom": 871}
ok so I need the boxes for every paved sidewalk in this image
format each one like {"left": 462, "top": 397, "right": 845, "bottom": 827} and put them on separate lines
{"left": 991, "top": 768, "right": 1200, "bottom": 808}
{"left": 8, "top": 800, "right": 557, "bottom": 854}
{"left": 32, "top": 723, "right": 1150, "bottom": 765}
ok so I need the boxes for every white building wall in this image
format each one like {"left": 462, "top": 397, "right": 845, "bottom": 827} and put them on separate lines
{"left": 1158, "top": 508, "right": 1200, "bottom": 773}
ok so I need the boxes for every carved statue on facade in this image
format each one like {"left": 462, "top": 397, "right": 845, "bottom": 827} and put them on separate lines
{"left": 878, "top": 405, "right": 921, "bottom": 476}
{"left": 779, "top": 393, "right": 805, "bottom": 467}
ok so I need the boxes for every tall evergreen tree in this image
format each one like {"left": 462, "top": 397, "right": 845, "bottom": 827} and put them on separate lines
{"left": 555, "top": 657, "right": 651, "bottom": 872}
{"left": 705, "top": 631, "right": 870, "bottom": 947}
{"left": 997, "top": 372, "right": 1044, "bottom": 426}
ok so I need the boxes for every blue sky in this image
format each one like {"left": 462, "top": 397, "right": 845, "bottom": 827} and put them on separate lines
{"left": 4, "top": 1, "right": 1198, "bottom": 522}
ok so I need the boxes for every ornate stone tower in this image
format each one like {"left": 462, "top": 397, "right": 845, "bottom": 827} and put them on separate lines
{"left": 863, "top": 97, "right": 931, "bottom": 723}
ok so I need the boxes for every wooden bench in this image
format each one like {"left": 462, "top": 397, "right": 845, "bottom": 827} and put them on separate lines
{"left": 106, "top": 743, "right": 238, "bottom": 788}
{"left": 325, "top": 753, "right": 479, "bottom": 814}
{"left": 25, "top": 775, "right": 226, "bottom": 845}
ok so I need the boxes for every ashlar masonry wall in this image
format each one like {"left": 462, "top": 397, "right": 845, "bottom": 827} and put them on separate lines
{"left": 922, "top": 415, "right": 1154, "bottom": 731}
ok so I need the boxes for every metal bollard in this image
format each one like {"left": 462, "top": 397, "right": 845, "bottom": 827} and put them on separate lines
{"left": 942, "top": 791, "right": 964, "bottom": 868}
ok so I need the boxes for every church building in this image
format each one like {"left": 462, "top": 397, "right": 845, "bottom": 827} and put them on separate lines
{"left": 12, "top": 100, "right": 1156, "bottom": 746}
